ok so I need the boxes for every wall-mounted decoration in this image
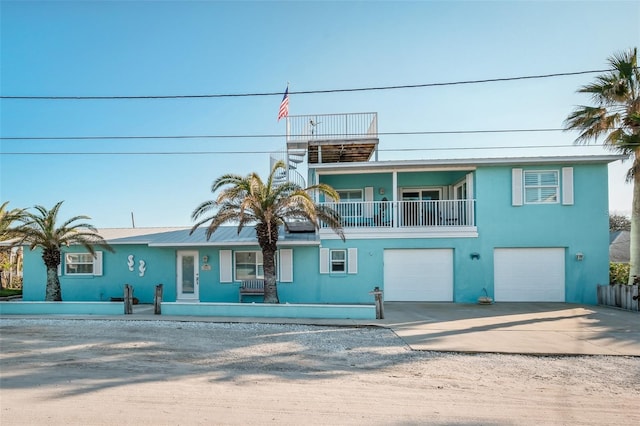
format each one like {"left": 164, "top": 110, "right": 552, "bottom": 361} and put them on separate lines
{"left": 139, "top": 260, "right": 146, "bottom": 277}
{"left": 127, "top": 255, "right": 135, "bottom": 271}
{"left": 202, "top": 264, "right": 212, "bottom": 271}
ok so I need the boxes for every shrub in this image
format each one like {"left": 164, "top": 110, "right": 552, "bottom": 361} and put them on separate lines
{"left": 609, "top": 262, "right": 630, "bottom": 285}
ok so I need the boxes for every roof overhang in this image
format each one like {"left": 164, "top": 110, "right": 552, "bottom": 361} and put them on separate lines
{"left": 311, "top": 154, "right": 627, "bottom": 174}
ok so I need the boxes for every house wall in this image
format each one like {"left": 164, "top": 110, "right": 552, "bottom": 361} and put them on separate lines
{"left": 22, "top": 245, "right": 178, "bottom": 303}
{"left": 315, "top": 162, "right": 610, "bottom": 304}
{"left": 472, "top": 163, "right": 609, "bottom": 304}
{"left": 20, "top": 162, "right": 611, "bottom": 306}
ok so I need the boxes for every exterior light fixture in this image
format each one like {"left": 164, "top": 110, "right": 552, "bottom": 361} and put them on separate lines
{"left": 575, "top": 252, "right": 584, "bottom": 261}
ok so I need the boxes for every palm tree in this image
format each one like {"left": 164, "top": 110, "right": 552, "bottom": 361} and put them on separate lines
{"left": 0, "top": 201, "right": 25, "bottom": 242}
{"left": 0, "top": 202, "right": 26, "bottom": 289}
{"left": 13, "top": 201, "right": 113, "bottom": 301}
{"left": 191, "top": 160, "right": 345, "bottom": 303}
{"left": 564, "top": 47, "right": 639, "bottom": 285}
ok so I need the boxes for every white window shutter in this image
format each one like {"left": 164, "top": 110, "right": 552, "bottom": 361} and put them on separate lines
{"left": 512, "top": 168, "right": 523, "bottom": 206}
{"left": 319, "top": 248, "right": 329, "bottom": 274}
{"left": 364, "top": 186, "right": 374, "bottom": 218}
{"left": 93, "top": 251, "right": 103, "bottom": 276}
{"left": 279, "top": 249, "right": 293, "bottom": 282}
{"left": 57, "top": 254, "right": 62, "bottom": 276}
{"left": 219, "top": 250, "right": 233, "bottom": 283}
{"left": 562, "top": 167, "right": 574, "bottom": 205}
{"left": 347, "top": 248, "right": 358, "bottom": 274}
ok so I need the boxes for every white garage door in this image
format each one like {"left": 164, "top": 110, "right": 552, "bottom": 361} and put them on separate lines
{"left": 384, "top": 249, "right": 453, "bottom": 301}
{"left": 494, "top": 248, "right": 565, "bottom": 302}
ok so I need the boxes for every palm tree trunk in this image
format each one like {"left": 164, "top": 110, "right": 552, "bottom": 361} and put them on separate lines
{"left": 45, "top": 267, "right": 62, "bottom": 301}
{"left": 629, "top": 163, "right": 640, "bottom": 284}
{"left": 256, "top": 222, "right": 279, "bottom": 304}
{"left": 42, "top": 248, "right": 62, "bottom": 301}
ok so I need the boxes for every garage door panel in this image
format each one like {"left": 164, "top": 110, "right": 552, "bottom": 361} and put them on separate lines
{"left": 494, "top": 248, "right": 565, "bottom": 302}
{"left": 384, "top": 249, "right": 453, "bottom": 301}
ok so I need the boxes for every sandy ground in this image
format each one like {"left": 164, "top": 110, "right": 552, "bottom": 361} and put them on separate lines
{"left": 1, "top": 319, "right": 638, "bottom": 425}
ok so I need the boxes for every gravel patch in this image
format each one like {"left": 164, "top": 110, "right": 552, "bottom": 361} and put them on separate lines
{"left": 1, "top": 318, "right": 639, "bottom": 425}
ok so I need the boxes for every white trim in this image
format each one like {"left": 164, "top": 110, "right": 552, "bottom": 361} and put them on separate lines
{"left": 320, "top": 228, "right": 479, "bottom": 239}
{"left": 219, "top": 250, "right": 233, "bottom": 283}
{"left": 148, "top": 241, "right": 319, "bottom": 247}
{"left": 466, "top": 172, "right": 474, "bottom": 199}
{"left": 279, "top": 249, "right": 293, "bottom": 282}
{"left": 319, "top": 248, "right": 329, "bottom": 274}
{"left": 93, "top": 251, "right": 103, "bottom": 276}
{"left": 512, "top": 168, "right": 523, "bottom": 206}
{"left": 347, "top": 248, "right": 358, "bottom": 274}
{"left": 364, "top": 187, "right": 374, "bottom": 218}
{"left": 562, "top": 167, "right": 574, "bottom": 205}
{"left": 310, "top": 154, "right": 624, "bottom": 173}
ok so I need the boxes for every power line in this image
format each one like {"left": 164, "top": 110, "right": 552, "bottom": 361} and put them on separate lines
{"left": 0, "top": 128, "right": 567, "bottom": 141}
{"left": 0, "top": 144, "right": 610, "bottom": 156}
{"left": 0, "top": 70, "right": 610, "bottom": 100}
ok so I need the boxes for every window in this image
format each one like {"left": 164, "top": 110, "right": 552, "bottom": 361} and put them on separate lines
{"left": 330, "top": 250, "right": 346, "bottom": 273}
{"left": 524, "top": 171, "right": 559, "bottom": 204}
{"left": 235, "top": 251, "right": 264, "bottom": 280}
{"left": 337, "top": 190, "right": 363, "bottom": 202}
{"left": 320, "top": 248, "right": 358, "bottom": 274}
{"left": 64, "top": 251, "right": 102, "bottom": 275}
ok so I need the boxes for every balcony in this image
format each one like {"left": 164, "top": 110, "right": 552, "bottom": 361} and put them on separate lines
{"left": 285, "top": 112, "right": 378, "bottom": 164}
{"left": 320, "top": 199, "right": 476, "bottom": 231}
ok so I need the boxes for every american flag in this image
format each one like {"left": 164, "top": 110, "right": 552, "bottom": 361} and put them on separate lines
{"left": 277, "top": 86, "right": 289, "bottom": 121}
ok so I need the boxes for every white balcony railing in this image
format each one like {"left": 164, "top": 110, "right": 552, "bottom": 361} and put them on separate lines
{"left": 286, "top": 112, "right": 378, "bottom": 143}
{"left": 321, "top": 200, "right": 476, "bottom": 229}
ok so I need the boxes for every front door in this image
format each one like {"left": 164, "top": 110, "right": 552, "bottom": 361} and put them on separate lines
{"left": 177, "top": 251, "right": 199, "bottom": 301}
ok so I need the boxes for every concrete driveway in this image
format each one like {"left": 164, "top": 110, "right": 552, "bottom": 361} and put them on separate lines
{"left": 380, "top": 302, "right": 640, "bottom": 356}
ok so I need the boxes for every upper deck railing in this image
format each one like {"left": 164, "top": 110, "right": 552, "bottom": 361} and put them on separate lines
{"left": 286, "top": 112, "right": 378, "bottom": 144}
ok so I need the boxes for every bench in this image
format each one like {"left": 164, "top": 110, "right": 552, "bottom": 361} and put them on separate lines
{"left": 239, "top": 279, "right": 265, "bottom": 302}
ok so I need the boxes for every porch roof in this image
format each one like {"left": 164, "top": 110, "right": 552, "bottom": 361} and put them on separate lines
{"left": 310, "top": 154, "right": 626, "bottom": 173}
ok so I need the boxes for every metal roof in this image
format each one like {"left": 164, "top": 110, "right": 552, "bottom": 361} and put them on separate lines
{"left": 104, "top": 226, "right": 319, "bottom": 247}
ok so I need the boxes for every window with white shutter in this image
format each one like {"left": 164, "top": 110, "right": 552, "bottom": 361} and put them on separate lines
{"left": 524, "top": 170, "right": 559, "bottom": 204}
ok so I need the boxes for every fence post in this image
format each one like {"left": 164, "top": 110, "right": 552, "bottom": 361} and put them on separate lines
{"left": 154, "top": 284, "right": 163, "bottom": 315}
{"left": 369, "top": 286, "right": 384, "bottom": 319}
{"left": 123, "top": 284, "right": 133, "bottom": 315}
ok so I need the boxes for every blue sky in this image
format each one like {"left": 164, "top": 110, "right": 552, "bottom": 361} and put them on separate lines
{"left": 1, "top": 0, "right": 638, "bottom": 227}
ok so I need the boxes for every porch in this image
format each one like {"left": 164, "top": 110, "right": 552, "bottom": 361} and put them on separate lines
{"left": 320, "top": 199, "right": 476, "bottom": 230}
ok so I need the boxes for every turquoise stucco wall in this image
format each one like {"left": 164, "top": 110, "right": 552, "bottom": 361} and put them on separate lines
{"left": 21, "top": 162, "right": 610, "bottom": 305}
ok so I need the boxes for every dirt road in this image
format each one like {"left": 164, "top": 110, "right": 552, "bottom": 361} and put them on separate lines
{"left": 1, "top": 319, "right": 638, "bottom": 425}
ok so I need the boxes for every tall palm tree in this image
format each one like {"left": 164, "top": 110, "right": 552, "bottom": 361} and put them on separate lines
{"left": 13, "top": 201, "right": 113, "bottom": 301}
{"left": 191, "top": 160, "right": 345, "bottom": 303}
{"left": 564, "top": 47, "right": 639, "bottom": 284}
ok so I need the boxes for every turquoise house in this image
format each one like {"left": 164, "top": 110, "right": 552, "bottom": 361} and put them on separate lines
{"left": 21, "top": 113, "right": 622, "bottom": 305}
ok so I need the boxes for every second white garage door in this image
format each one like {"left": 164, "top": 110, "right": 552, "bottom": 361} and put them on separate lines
{"left": 494, "top": 248, "right": 565, "bottom": 302}
{"left": 383, "top": 249, "right": 453, "bottom": 301}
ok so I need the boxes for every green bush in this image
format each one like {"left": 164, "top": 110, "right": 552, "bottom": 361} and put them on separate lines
{"left": 609, "top": 262, "right": 630, "bottom": 285}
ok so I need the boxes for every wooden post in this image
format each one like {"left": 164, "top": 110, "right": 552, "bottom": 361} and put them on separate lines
{"left": 124, "top": 284, "right": 133, "bottom": 315}
{"left": 369, "top": 286, "right": 384, "bottom": 319}
{"left": 154, "top": 284, "right": 163, "bottom": 315}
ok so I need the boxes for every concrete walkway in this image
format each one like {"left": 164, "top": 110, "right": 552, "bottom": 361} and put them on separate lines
{"left": 3, "top": 302, "right": 638, "bottom": 356}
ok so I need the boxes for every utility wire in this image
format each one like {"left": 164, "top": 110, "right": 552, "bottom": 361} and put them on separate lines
{"left": 0, "top": 144, "right": 612, "bottom": 156}
{"left": 0, "top": 128, "right": 570, "bottom": 141}
{"left": 0, "top": 70, "right": 611, "bottom": 100}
